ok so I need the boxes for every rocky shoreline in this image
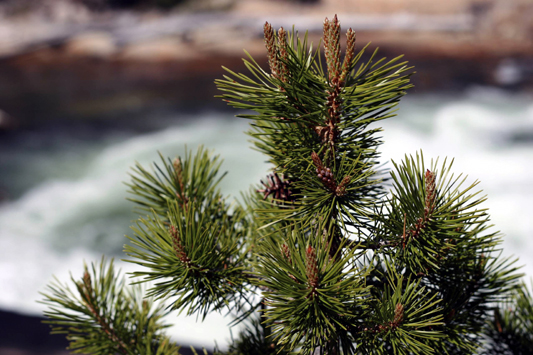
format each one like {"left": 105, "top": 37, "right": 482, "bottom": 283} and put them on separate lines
{"left": 0, "top": 0, "right": 532, "bottom": 129}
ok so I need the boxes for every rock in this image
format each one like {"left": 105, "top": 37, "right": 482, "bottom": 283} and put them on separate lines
{"left": 119, "top": 37, "right": 200, "bottom": 61}
{"left": 64, "top": 31, "right": 116, "bottom": 57}
{"left": 472, "top": 0, "right": 533, "bottom": 43}
{"left": 40, "top": 0, "right": 92, "bottom": 23}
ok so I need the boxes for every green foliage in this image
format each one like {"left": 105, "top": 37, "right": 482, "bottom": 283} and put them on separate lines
{"left": 483, "top": 281, "right": 533, "bottom": 354}
{"left": 125, "top": 198, "right": 250, "bottom": 319}
{"left": 40, "top": 258, "right": 180, "bottom": 355}
{"left": 125, "top": 146, "right": 253, "bottom": 320}
{"left": 126, "top": 147, "right": 226, "bottom": 218}
{"left": 216, "top": 24, "right": 412, "bottom": 232}
{"left": 40, "top": 15, "right": 533, "bottom": 355}
{"left": 355, "top": 264, "right": 443, "bottom": 354}
{"left": 256, "top": 227, "right": 370, "bottom": 354}
{"left": 215, "top": 317, "right": 293, "bottom": 355}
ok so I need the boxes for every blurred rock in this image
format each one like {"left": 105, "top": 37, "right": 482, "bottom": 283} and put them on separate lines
{"left": 0, "top": 0, "right": 91, "bottom": 23}
{"left": 119, "top": 37, "right": 199, "bottom": 61}
{"left": 472, "top": 0, "right": 533, "bottom": 43}
{"left": 183, "top": 0, "right": 236, "bottom": 11}
{"left": 0, "top": 0, "right": 531, "bottom": 129}
{"left": 64, "top": 31, "right": 116, "bottom": 57}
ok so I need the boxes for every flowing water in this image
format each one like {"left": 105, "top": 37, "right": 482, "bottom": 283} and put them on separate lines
{"left": 1, "top": 86, "right": 532, "bottom": 349}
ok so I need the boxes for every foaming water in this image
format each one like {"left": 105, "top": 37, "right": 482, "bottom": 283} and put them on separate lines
{"left": 380, "top": 88, "right": 533, "bottom": 279}
{"left": 1, "top": 89, "right": 532, "bottom": 348}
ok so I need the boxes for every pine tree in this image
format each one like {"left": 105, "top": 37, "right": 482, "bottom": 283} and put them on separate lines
{"left": 40, "top": 15, "right": 533, "bottom": 354}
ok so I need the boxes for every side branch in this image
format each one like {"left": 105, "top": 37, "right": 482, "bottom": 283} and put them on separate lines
{"left": 402, "top": 169, "right": 436, "bottom": 248}
{"left": 170, "top": 225, "right": 195, "bottom": 268}
{"left": 311, "top": 152, "right": 350, "bottom": 197}
{"left": 78, "top": 272, "right": 129, "bottom": 355}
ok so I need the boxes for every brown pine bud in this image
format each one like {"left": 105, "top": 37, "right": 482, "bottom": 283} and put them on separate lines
{"left": 336, "top": 175, "right": 351, "bottom": 196}
{"left": 340, "top": 28, "right": 356, "bottom": 84}
{"left": 282, "top": 243, "right": 299, "bottom": 283}
{"left": 311, "top": 151, "right": 324, "bottom": 171}
{"left": 305, "top": 246, "right": 319, "bottom": 290}
{"left": 393, "top": 303, "right": 404, "bottom": 326}
{"left": 311, "top": 152, "right": 338, "bottom": 192}
{"left": 323, "top": 15, "right": 341, "bottom": 83}
{"left": 173, "top": 158, "right": 184, "bottom": 191}
{"left": 264, "top": 22, "right": 278, "bottom": 78}
{"left": 323, "top": 18, "right": 331, "bottom": 67}
{"left": 331, "top": 14, "right": 341, "bottom": 81}
{"left": 173, "top": 157, "right": 182, "bottom": 175}
{"left": 277, "top": 27, "right": 289, "bottom": 82}
{"left": 82, "top": 270, "right": 92, "bottom": 296}
{"left": 281, "top": 243, "right": 291, "bottom": 264}
{"left": 169, "top": 225, "right": 192, "bottom": 267}
{"left": 424, "top": 169, "right": 436, "bottom": 215}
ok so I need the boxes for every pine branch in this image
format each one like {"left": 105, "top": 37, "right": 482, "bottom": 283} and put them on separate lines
{"left": 256, "top": 224, "right": 370, "bottom": 354}
{"left": 39, "top": 14, "right": 533, "bottom": 355}
{"left": 353, "top": 262, "right": 444, "bottom": 354}
{"left": 126, "top": 146, "right": 226, "bottom": 218}
{"left": 484, "top": 281, "right": 533, "bottom": 354}
{"left": 39, "top": 258, "right": 180, "bottom": 355}
{"left": 217, "top": 17, "right": 412, "bottom": 245}
{"left": 125, "top": 146, "right": 258, "bottom": 319}
{"left": 125, "top": 198, "right": 252, "bottom": 319}
{"left": 370, "top": 152, "right": 523, "bottom": 353}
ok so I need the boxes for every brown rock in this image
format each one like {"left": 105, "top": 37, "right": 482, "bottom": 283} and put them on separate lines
{"left": 118, "top": 37, "right": 200, "bottom": 61}
{"left": 64, "top": 31, "right": 116, "bottom": 58}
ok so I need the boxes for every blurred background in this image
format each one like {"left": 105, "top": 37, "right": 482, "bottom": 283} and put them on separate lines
{"left": 0, "top": 0, "right": 532, "bottom": 354}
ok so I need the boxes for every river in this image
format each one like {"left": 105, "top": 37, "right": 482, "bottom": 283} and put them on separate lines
{"left": 0, "top": 86, "right": 532, "bottom": 349}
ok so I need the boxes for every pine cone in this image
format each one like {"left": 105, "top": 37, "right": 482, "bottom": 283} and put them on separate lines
{"left": 258, "top": 173, "right": 296, "bottom": 203}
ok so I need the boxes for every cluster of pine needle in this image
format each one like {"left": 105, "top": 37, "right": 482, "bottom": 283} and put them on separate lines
{"left": 40, "top": 15, "right": 533, "bottom": 355}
